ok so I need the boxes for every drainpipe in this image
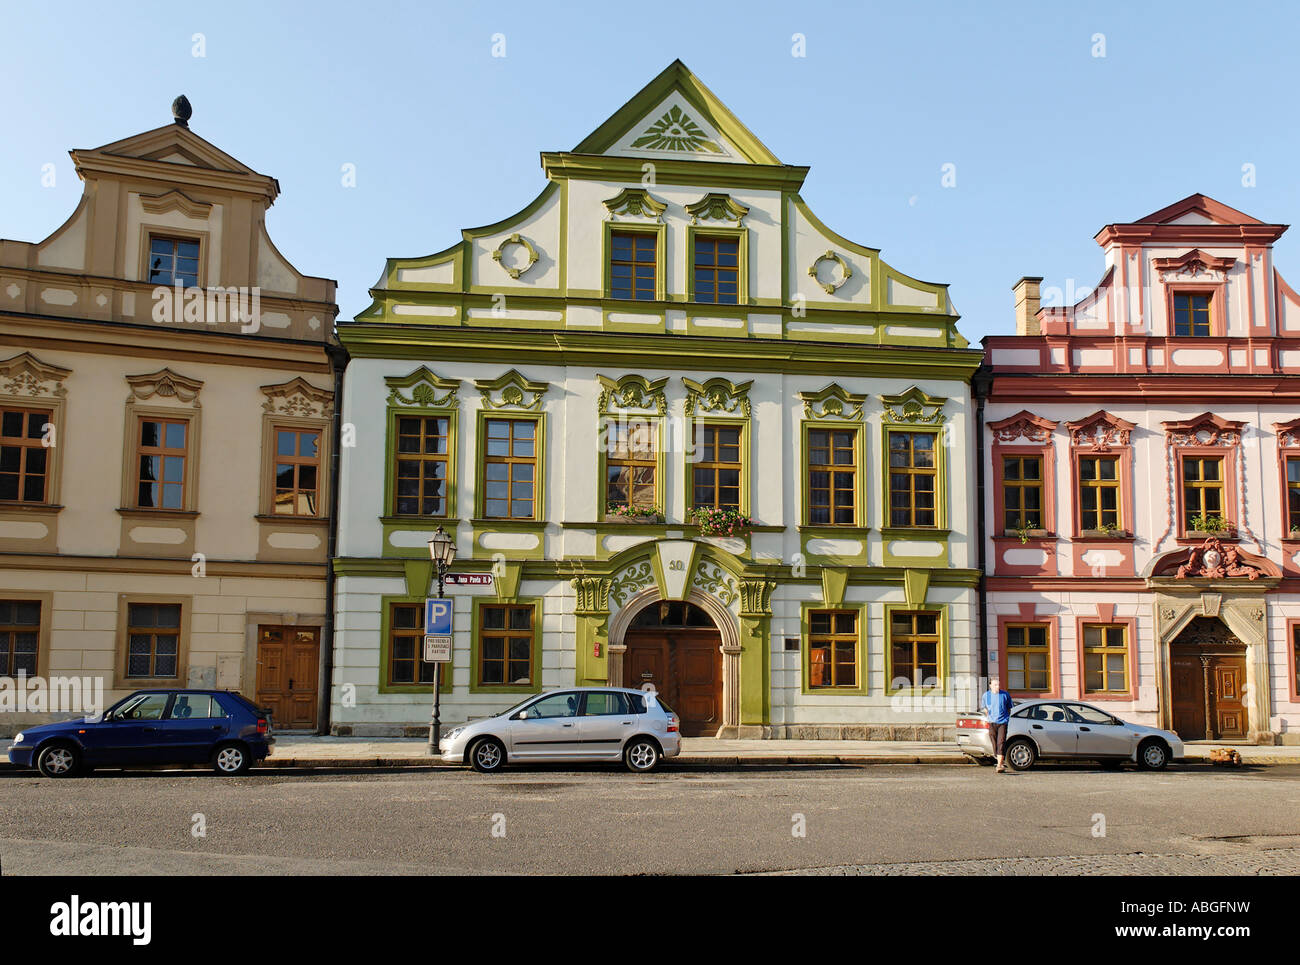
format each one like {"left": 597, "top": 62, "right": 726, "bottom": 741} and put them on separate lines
{"left": 319, "top": 340, "right": 349, "bottom": 735}
{"left": 971, "top": 362, "right": 994, "bottom": 711}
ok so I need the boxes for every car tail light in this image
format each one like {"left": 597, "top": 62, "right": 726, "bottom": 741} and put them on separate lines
{"left": 956, "top": 716, "right": 989, "bottom": 730}
{"left": 667, "top": 716, "right": 679, "bottom": 733}
{"left": 257, "top": 717, "right": 270, "bottom": 734}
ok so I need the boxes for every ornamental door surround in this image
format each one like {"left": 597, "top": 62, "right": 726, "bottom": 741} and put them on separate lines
{"left": 609, "top": 587, "right": 740, "bottom": 736}
{"left": 1151, "top": 586, "right": 1274, "bottom": 743}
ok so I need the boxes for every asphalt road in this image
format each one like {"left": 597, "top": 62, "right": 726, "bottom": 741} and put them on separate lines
{"left": 2, "top": 764, "right": 1299, "bottom": 875}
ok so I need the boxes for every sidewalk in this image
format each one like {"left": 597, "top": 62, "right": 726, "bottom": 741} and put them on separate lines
{"left": 4, "top": 736, "right": 1298, "bottom": 770}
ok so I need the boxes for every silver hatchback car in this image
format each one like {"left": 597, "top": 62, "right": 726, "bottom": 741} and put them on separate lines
{"left": 439, "top": 686, "right": 682, "bottom": 773}
{"left": 955, "top": 698, "right": 1185, "bottom": 770}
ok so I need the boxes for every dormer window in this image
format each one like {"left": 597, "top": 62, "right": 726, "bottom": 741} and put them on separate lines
{"left": 148, "top": 236, "right": 200, "bottom": 287}
{"left": 1172, "top": 292, "right": 1211, "bottom": 337}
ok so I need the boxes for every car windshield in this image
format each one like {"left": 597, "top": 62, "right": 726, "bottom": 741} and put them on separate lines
{"left": 498, "top": 694, "right": 544, "bottom": 718}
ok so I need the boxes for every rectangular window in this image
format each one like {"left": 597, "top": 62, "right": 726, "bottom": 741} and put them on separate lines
{"left": 1082, "top": 623, "right": 1128, "bottom": 694}
{"left": 1001, "top": 455, "right": 1043, "bottom": 531}
{"left": 693, "top": 236, "right": 739, "bottom": 304}
{"left": 1173, "top": 293, "right": 1211, "bottom": 337}
{"left": 483, "top": 418, "right": 536, "bottom": 519}
{"left": 1289, "top": 458, "right": 1300, "bottom": 535}
{"left": 479, "top": 604, "right": 534, "bottom": 686}
{"left": 0, "top": 407, "right": 51, "bottom": 503}
{"left": 273, "top": 427, "right": 321, "bottom": 516}
{"left": 135, "top": 417, "right": 188, "bottom": 510}
{"left": 0, "top": 599, "right": 40, "bottom": 677}
{"left": 1294, "top": 625, "right": 1300, "bottom": 698}
{"left": 609, "top": 232, "right": 656, "bottom": 300}
{"left": 395, "top": 416, "right": 449, "bottom": 517}
{"left": 605, "top": 420, "right": 657, "bottom": 513}
{"left": 1005, "top": 623, "right": 1051, "bottom": 692}
{"left": 888, "top": 432, "right": 937, "bottom": 527}
{"left": 1078, "top": 455, "right": 1119, "bottom": 531}
{"left": 890, "top": 611, "right": 940, "bottom": 690}
{"left": 808, "top": 610, "right": 857, "bottom": 688}
{"left": 808, "top": 428, "right": 856, "bottom": 525}
{"left": 692, "top": 424, "right": 742, "bottom": 511}
{"left": 147, "top": 236, "right": 200, "bottom": 287}
{"left": 388, "top": 602, "right": 437, "bottom": 685}
{"left": 1182, "top": 455, "right": 1224, "bottom": 530}
{"left": 126, "top": 603, "right": 181, "bottom": 679}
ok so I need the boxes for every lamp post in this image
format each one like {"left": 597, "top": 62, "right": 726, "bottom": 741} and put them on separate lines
{"left": 427, "top": 525, "right": 456, "bottom": 754}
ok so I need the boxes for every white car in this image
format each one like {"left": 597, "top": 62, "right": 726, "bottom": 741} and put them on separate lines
{"left": 438, "top": 686, "right": 681, "bottom": 773}
{"left": 955, "top": 698, "right": 1185, "bottom": 770}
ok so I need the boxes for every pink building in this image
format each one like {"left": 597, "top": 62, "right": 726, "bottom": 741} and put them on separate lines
{"left": 981, "top": 194, "right": 1300, "bottom": 745}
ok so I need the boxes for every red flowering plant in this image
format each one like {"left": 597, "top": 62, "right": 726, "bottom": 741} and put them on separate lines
{"left": 691, "top": 507, "right": 752, "bottom": 537}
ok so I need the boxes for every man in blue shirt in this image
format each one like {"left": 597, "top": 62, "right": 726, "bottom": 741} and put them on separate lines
{"left": 981, "top": 678, "right": 1014, "bottom": 772}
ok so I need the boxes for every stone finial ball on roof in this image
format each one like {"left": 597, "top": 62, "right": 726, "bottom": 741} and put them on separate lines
{"left": 172, "top": 95, "right": 192, "bottom": 128}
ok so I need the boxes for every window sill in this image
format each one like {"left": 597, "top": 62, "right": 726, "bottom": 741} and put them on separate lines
{"left": 1075, "top": 530, "right": 1132, "bottom": 541}
{"left": 256, "top": 513, "right": 327, "bottom": 526}
{"left": 1176, "top": 531, "right": 1238, "bottom": 545}
{"left": 471, "top": 518, "right": 546, "bottom": 530}
{"left": 116, "top": 508, "right": 199, "bottom": 520}
{"left": 879, "top": 527, "right": 950, "bottom": 540}
{"left": 993, "top": 532, "right": 1057, "bottom": 543}
{"left": 799, "top": 525, "right": 873, "bottom": 537}
{"left": 0, "top": 502, "right": 63, "bottom": 516}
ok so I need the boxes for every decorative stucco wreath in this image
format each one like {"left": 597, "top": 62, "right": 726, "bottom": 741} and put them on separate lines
{"left": 808, "top": 249, "right": 852, "bottom": 294}
{"left": 492, "top": 233, "right": 539, "bottom": 279}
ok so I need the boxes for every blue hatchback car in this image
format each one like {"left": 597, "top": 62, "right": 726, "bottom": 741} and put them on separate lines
{"left": 7, "top": 689, "right": 275, "bottom": 777}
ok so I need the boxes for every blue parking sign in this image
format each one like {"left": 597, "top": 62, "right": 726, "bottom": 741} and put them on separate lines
{"left": 425, "top": 598, "right": 453, "bottom": 635}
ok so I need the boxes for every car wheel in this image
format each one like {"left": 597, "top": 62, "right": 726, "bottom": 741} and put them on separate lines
{"left": 212, "top": 743, "right": 250, "bottom": 776}
{"left": 1138, "top": 739, "right": 1169, "bottom": 771}
{"left": 1005, "top": 738, "right": 1036, "bottom": 771}
{"left": 469, "top": 737, "right": 506, "bottom": 773}
{"left": 36, "top": 742, "right": 81, "bottom": 778}
{"left": 624, "top": 738, "right": 661, "bottom": 773}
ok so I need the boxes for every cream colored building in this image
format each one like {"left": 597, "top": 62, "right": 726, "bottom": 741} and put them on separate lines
{"left": 0, "top": 101, "right": 340, "bottom": 732}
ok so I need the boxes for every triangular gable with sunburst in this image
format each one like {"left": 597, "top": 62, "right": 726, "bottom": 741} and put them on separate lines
{"left": 572, "top": 60, "right": 781, "bottom": 166}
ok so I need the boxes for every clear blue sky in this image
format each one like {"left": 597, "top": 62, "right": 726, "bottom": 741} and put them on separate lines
{"left": 4, "top": 0, "right": 1299, "bottom": 339}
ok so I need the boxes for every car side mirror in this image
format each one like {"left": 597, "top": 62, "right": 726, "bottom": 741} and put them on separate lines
{"left": 516, "top": 710, "right": 529, "bottom": 720}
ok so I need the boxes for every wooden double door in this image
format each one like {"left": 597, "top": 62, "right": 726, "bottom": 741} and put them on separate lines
{"left": 1171, "top": 638, "right": 1248, "bottom": 741}
{"left": 623, "top": 629, "right": 722, "bottom": 737}
{"left": 256, "top": 626, "right": 321, "bottom": 731}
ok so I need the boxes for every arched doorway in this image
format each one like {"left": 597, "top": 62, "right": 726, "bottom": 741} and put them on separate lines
{"left": 1170, "top": 618, "right": 1247, "bottom": 741}
{"left": 622, "top": 600, "right": 722, "bottom": 736}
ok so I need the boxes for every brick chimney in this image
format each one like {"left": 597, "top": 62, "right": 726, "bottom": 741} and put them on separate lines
{"left": 1013, "top": 276, "right": 1043, "bottom": 335}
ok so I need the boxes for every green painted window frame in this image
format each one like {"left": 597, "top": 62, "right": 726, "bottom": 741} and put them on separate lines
{"left": 470, "top": 596, "right": 542, "bottom": 694}
{"left": 883, "top": 603, "right": 949, "bottom": 696}
{"left": 378, "top": 595, "right": 453, "bottom": 695}
{"left": 882, "top": 428, "right": 946, "bottom": 530}
{"left": 598, "top": 413, "right": 666, "bottom": 519}
{"left": 384, "top": 407, "right": 459, "bottom": 520}
{"left": 801, "top": 421, "right": 868, "bottom": 527}
{"left": 603, "top": 221, "right": 666, "bottom": 302}
{"left": 685, "top": 417, "right": 750, "bottom": 517}
{"left": 474, "top": 410, "right": 546, "bottom": 522}
{"left": 686, "top": 225, "right": 749, "bottom": 305}
{"left": 800, "top": 601, "right": 869, "bottom": 696}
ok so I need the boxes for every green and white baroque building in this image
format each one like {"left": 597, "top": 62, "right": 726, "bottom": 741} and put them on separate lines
{"left": 331, "top": 62, "right": 984, "bottom": 738}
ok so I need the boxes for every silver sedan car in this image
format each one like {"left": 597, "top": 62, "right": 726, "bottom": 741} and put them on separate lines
{"left": 955, "top": 698, "right": 1185, "bottom": 770}
{"left": 439, "top": 686, "right": 681, "bottom": 773}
